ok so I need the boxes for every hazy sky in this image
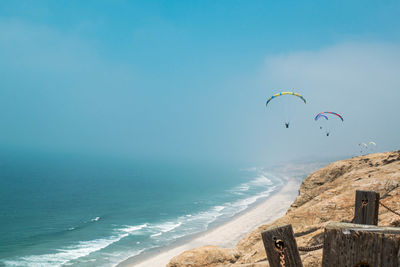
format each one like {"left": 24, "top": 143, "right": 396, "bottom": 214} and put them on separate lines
{"left": 1, "top": 1, "right": 400, "bottom": 165}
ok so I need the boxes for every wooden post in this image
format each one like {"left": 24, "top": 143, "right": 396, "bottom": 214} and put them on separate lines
{"left": 322, "top": 222, "right": 400, "bottom": 267}
{"left": 353, "top": 190, "right": 379, "bottom": 225}
{"left": 261, "top": 224, "right": 303, "bottom": 267}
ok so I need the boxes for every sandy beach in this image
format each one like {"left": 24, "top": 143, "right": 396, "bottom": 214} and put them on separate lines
{"left": 117, "top": 178, "right": 301, "bottom": 267}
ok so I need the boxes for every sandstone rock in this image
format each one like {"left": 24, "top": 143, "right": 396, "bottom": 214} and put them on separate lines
{"left": 167, "top": 246, "right": 240, "bottom": 267}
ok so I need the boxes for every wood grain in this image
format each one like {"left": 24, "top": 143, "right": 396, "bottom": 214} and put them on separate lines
{"left": 322, "top": 222, "right": 400, "bottom": 267}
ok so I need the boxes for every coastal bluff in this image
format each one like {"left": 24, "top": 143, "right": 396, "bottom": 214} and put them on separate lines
{"left": 167, "top": 151, "right": 400, "bottom": 267}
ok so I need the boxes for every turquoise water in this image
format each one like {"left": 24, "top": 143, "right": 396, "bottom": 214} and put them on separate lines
{"left": 0, "top": 151, "right": 304, "bottom": 267}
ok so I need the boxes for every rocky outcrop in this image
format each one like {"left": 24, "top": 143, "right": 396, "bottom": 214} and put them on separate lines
{"left": 167, "top": 151, "right": 400, "bottom": 267}
{"left": 167, "top": 246, "right": 240, "bottom": 267}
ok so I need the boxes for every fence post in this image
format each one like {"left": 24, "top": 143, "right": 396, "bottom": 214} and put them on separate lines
{"left": 261, "top": 224, "right": 303, "bottom": 267}
{"left": 322, "top": 222, "right": 400, "bottom": 267}
{"left": 353, "top": 190, "right": 379, "bottom": 225}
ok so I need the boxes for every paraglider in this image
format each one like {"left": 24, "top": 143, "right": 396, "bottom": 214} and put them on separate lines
{"left": 266, "top": 92, "right": 306, "bottom": 106}
{"left": 315, "top": 112, "right": 343, "bottom": 122}
{"left": 315, "top": 113, "right": 328, "bottom": 131}
{"left": 369, "top": 141, "right": 377, "bottom": 152}
{"left": 358, "top": 142, "right": 377, "bottom": 155}
{"left": 314, "top": 112, "right": 343, "bottom": 136}
{"left": 359, "top": 142, "right": 368, "bottom": 154}
{"left": 266, "top": 92, "right": 306, "bottom": 128}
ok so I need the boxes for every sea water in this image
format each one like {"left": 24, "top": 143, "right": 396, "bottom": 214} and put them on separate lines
{"left": 0, "top": 151, "right": 315, "bottom": 267}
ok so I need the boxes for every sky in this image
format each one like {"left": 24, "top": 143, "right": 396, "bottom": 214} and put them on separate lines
{"left": 0, "top": 1, "right": 400, "bottom": 165}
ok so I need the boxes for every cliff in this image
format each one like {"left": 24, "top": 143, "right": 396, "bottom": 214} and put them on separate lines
{"left": 167, "top": 151, "right": 400, "bottom": 267}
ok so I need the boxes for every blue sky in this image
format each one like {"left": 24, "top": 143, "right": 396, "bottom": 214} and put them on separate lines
{"left": 1, "top": 1, "right": 400, "bottom": 165}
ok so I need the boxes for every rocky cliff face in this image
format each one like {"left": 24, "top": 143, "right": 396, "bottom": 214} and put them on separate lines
{"left": 167, "top": 151, "right": 400, "bottom": 267}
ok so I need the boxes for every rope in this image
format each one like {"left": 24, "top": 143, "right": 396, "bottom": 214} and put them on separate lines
{"left": 294, "top": 227, "right": 324, "bottom": 252}
{"left": 274, "top": 239, "right": 286, "bottom": 267}
{"left": 379, "top": 200, "right": 400, "bottom": 217}
{"left": 298, "top": 243, "right": 324, "bottom": 252}
{"left": 294, "top": 227, "right": 320, "bottom": 238}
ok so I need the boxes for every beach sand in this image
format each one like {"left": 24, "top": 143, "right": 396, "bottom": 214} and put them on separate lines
{"left": 117, "top": 178, "right": 301, "bottom": 267}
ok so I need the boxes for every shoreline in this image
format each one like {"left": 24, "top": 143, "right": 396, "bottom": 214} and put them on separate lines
{"left": 117, "top": 178, "right": 301, "bottom": 267}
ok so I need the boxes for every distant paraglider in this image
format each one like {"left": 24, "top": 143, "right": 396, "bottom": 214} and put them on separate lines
{"left": 315, "top": 114, "right": 328, "bottom": 130}
{"left": 314, "top": 112, "right": 344, "bottom": 136}
{"left": 315, "top": 112, "right": 343, "bottom": 122}
{"left": 368, "top": 141, "right": 377, "bottom": 153}
{"left": 359, "top": 142, "right": 368, "bottom": 155}
{"left": 266, "top": 92, "right": 306, "bottom": 128}
{"left": 358, "top": 142, "right": 376, "bottom": 155}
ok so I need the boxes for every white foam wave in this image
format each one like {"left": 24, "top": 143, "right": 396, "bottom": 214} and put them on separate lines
{"left": 146, "top": 221, "right": 183, "bottom": 239}
{"left": 91, "top": 217, "right": 100, "bottom": 222}
{"left": 214, "top": 206, "right": 225, "bottom": 212}
{"left": 249, "top": 174, "right": 273, "bottom": 186}
{"left": 150, "top": 232, "right": 162, "bottom": 238}
{"left": 158, "top": 222, "right": 182, "bottom": 233}
{"left": 182, "top": 205, "right": 224, "bottom": 229}
{"left": 230, "top": 171, "right": 274, "bottom": 196}
{"left": 119, "top": 223, "right": 148, "bottom": 234}
{"left": 236, "top": 184, "right": 250, "bottom": 191}
{"left": 232, "top": 189, "right": 273, "bottom": 208}
{"left": 3, "top": 233, "right": 129, "bottom": 267}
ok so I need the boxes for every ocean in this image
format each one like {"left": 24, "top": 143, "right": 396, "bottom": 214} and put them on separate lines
{"left": 0, "top": 151, "right": 316, "bottom": 267}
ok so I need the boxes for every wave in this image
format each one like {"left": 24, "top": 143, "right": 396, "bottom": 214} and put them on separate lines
{"left": 7, "top": 215, "right": 106, "bottom": 250}
{"left": 214, "top": 206, "right": 225, "bottom": 212}
{"left": 230, "top": 186, "right": 276, "bottom": 212}
{"left": 148, "top": 221, "right": 183, "bottom": 238}
{"left": 91, "top": 217, "right": 100, "bottom": 222}
{"left": 2, "top": 169, "right": 286, "bottom": 267}
{"left": 158, "top": 222, "right": 182, "bottom": 233}
{"left": 64, "top": 216, "right": 103, "bottom": 233}
{"left": 2, "top": 221, "right": 154, "bottom": 266}
{"left": 2, "top": 233, "right": 130, "bottom": 267}
{"left": 229, "top": 171, "right": 274, "bottom": 196}
{"left": 65, "top": 216, "right": 102, "bottom": 232}
{"left": 119, "top": 223, "right": 148, "bottom": 234}
{"left": 150, "top": 232, "right": 162, "bottom": 238}
{"left": 249, "top": 174, "right": 273, "bottom": 186}
{"left": 236, "top": 184, "right": 250, "bottom": 192}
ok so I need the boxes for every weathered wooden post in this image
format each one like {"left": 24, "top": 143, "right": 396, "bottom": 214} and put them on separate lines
{"left": 322, "top": 222, "right": 400, "bottom": 267}
{"left": 353, "top": 190, "right": 379, "bottom": 225}
{"left": 261, "top": 224, "right": 303, "bottom": 267}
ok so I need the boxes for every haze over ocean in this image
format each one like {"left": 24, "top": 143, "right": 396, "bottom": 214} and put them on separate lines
{"left": 1, "top": 1, "right": 400, "bottom": 266}
{"left": 0, "top": 150, "right": 323, "bottom": 266}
